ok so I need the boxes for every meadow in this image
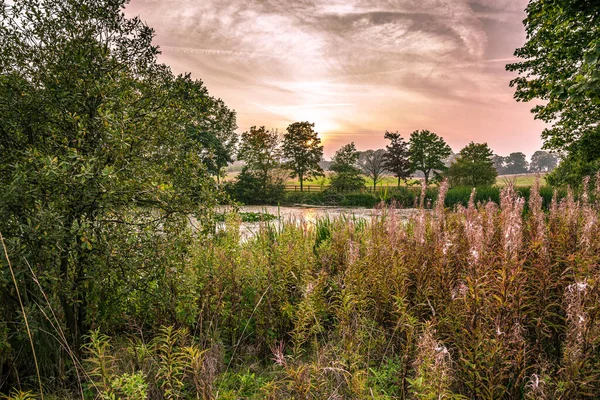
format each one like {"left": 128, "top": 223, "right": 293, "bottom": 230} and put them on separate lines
{"left": 7, "top": 177, "right": 600, "bottom": 399}
{"left": 225, "top": 172, "right": 546, "bottom": 190}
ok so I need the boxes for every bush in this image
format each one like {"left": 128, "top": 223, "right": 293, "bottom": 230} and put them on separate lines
{"left": 228, "top": 168, "right": 285, "bottom": 205}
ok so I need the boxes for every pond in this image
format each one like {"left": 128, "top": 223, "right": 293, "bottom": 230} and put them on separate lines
{"left": 217, "top": 205, "right": 420, "bottom": 239}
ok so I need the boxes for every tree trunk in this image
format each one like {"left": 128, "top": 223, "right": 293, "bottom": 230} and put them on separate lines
{"left": 300, "top": 175, "right": 304, "bottom": 192}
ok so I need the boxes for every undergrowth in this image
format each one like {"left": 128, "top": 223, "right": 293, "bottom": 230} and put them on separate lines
{"left": 4, "top": 176, "right": 600, "bottom": 398}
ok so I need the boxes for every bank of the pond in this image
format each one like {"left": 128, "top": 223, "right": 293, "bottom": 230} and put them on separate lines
{"left": 216, "top": 205, "right": 422, "bottom": 239}
{"left": 233, "top": 185, "right": 563, "bottom": 209}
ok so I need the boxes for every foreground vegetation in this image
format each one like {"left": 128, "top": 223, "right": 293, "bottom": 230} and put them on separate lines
{"left": 4, "top": 178, "right": 600, "bottom": 398}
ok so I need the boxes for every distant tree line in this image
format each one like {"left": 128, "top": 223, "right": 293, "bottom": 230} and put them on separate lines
{"left": 229, "top": 124, "right": 563, "bottom": 203}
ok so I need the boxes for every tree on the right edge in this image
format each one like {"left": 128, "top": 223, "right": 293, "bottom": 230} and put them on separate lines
{"left": 507, "top": 0, "right": 600, "bottom": 185}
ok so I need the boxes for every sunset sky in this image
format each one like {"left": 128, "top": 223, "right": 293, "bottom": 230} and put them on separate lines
{"left": 125, "top": 0, "right": 546, "bottom": 159}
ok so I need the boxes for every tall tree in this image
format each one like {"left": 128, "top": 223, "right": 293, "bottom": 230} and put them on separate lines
{"left": 282, "top": 122, "right": 324, "bottom": 191}
{"left": 234, "top": 126, "right": 284, "bottom": 203}
{"left": 408, "top": 130, "right": 452, "bottom": 186}
{"left": 507, "top": 1, "right": 600, "bottom": 183}
{"left": 237, "top": 126, "right": 280, "bottom": 189}
{"left": 329, "top": 143, "right": 365, "bottom": 192}
{"left": 383, "top": 130, "right": 411, "bottom": 186}
{"left": 359, "top": 149, "right": 388, "bottom": 191}
{"left": 174, "top": 73, "right": 237, "bottom": 181}
{"left": 530, "top": 150, "right": 559, "bottom": 173}
{"left": 493, "top": 154, "right": 507, "bottom": 175}
{"left": 0, "top": 0, "right": 234, "bottom": 380}
{"left": 445, "top": 142, "right": 498, "bottom": 187}
{"left": 503, "top": 152, "right": 529, "bottom": 174}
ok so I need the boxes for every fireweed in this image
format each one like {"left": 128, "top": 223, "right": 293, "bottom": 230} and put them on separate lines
{"left": 7, "top": 179, "right": 600, "bottom": 399}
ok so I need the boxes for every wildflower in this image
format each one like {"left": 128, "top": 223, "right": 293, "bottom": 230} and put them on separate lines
{"left": 500, "top": 183, "right": 524, "bottom": 259}
{"left": 270, "top": 341, "right": 286, "bottom": 367}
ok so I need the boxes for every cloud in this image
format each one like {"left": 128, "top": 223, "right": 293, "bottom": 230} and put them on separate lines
{"left": 126, "top": 0, "right": 544, "bottom": 157}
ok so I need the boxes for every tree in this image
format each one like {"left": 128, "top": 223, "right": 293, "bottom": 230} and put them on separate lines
{"left": 329, "top": 143, "right": 365, "bottom": 192}
{"left": 383, "top": 131, "right": 411, "bottom": 186}
{"left": 445, "top": 142, "right": 498, "bottom": 187}
{"left": 493, "top": 154, "right": 507, "bottom": 175}
{"left": 503, "top": 152, "right": 529, "bottom": 174}
{"left": 174, "top": 73, "right": 237, "bottom": 181}
{"left": 408, "top": 130, "right": 452, "bottom": 186}
{"left": 546, "top": 154, "right": 600, "bottom": 187}
{"left": 530, "top": 150, "right": 559, "bottom": 173}
{"left": 237, "top": 127, "right": 281, "bottom": 189}
{"left": 507, "top": 1, "right": 600, "bottom": 183}
{"left": 282, "top": 122, "right": 324, "bottom": 191}
{"left": 0, "top": 0, "right": 234, "bottom": 381}
{"left": 359, "top": 149, "right": 388, "bottom": 191}
{"left": 234, "top": 126, "right": 284, "bottom": 203}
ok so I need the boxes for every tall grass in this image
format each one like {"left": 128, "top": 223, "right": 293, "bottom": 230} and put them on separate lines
{"left": 5, "top": 177, "right": 600, "bottom": 398}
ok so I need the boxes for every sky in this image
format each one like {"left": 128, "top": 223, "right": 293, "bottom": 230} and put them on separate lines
{"left": 125, "top": 0, "right": 546, "bottom": 159}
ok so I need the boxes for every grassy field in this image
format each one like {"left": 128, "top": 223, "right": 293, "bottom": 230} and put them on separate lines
{"left": 495, "top": 173, "right": 546, "bottom": 187}
{"left": 227, "top": 170, "right": 547, "bottom": 189}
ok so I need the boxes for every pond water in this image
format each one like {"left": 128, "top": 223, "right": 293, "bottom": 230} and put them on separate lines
{"left": 217, "top": 205, "right": 420, "bottom": 239}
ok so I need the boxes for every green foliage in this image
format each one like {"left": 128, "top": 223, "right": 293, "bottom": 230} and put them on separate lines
{"left": 1, "top": 391, "right": 37, "bottom": 400}
{"left": 383, "top": 130, "right": 411, "bottom": 186}
{"left": 230, "top": 166, "right": 285, "bottom": 205}
{"left": 408, "top": 130, "right": 452, "bottom": 185}
{"left": 0, "top": 0, "right": 232, "bottom": 385}
{"left": 547, "top": 154, "right": 600, "bottom": 188}
{"left": 530, "top": 150, "right": 559, "bottom": 173}
{"left": 233, "top": 126, "right": 285, "bottom": 204}
{"left": 282, "top": 122, "right": 324, "bottom": 191}
{"left": 329, "top": 143, "right": 365, "bottom": 193}
{"left": 446, "top": 142, "right": 498, "bottom": 187}
{"left": 83, "top": 326, "right": 212, "bottom": 400}
{"left": 215, "top": 211, "right": 278, "bottom": 223}
{"left": 503, "top": 152, "right": 529, "bottom": 174}
{"left": 8, "top": 180, "right": 600, "bottom": 398}
{"left": 507, "top": 0, "right": 600, "bottom": 154}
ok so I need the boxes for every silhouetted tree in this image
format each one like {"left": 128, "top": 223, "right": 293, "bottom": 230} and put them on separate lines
{"left": 282, "top": 122, "right": 324, "bottom": 191}
{"left": 530, "top": 150, "right": 559, "bottom": 173}
{"left": 493, "top": 154, "right": 507, "bottom": 174}
{"left": 359, "top": 149, "right": 388, "bottom": 191}
{"left": 503, "top": 152, "right": 529, "bottom": 174}
{"left": 445, "top": 142, "right": 498, "bottom": 187}
{"left": 234, "top": 126, "right": 284, "bottom": 202}
{"left": 329, "top": 143, "right": 364, "bottom": 192}
{"left": 408, "top": 130, "right": 452, "bottom": 186}
{"left": 383, "top": 131, "right": 411, "bottom": 186}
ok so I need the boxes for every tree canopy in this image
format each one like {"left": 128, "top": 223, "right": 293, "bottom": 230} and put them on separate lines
{"left": 383, "top": 131, "right": 411, "bottom": 186}
{"left": 530, "top": 150, "right": 559, "bottom": 173}
{"left": 503, "top": 152, "right": 529, "bottom": 175}
{"left": 282, "top": 122, "right": 324, "bottom": 191}
{"left": 359, "top": 149, "right": 388, "bottom": 191}
{"left": 408, "top": 130, "right": 452, "bottom": 185}
{"left": 0, "top": 0, "right": 236, "bottom": 380}
{"left": 234, "top": 126, "right": 284, "bottom": 203}
{"left": 507, "top": 0, "right": 600, "bottom": 183}
{"left": 445, "top": 142, "right": 497, "bottom": 187}
{"left": 329, "top": 143, "right": 365, "bottom": 192}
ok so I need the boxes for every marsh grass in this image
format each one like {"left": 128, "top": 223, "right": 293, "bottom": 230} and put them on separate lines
{"left": 5, "top": 176, "right": 600, "bottom": 398}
